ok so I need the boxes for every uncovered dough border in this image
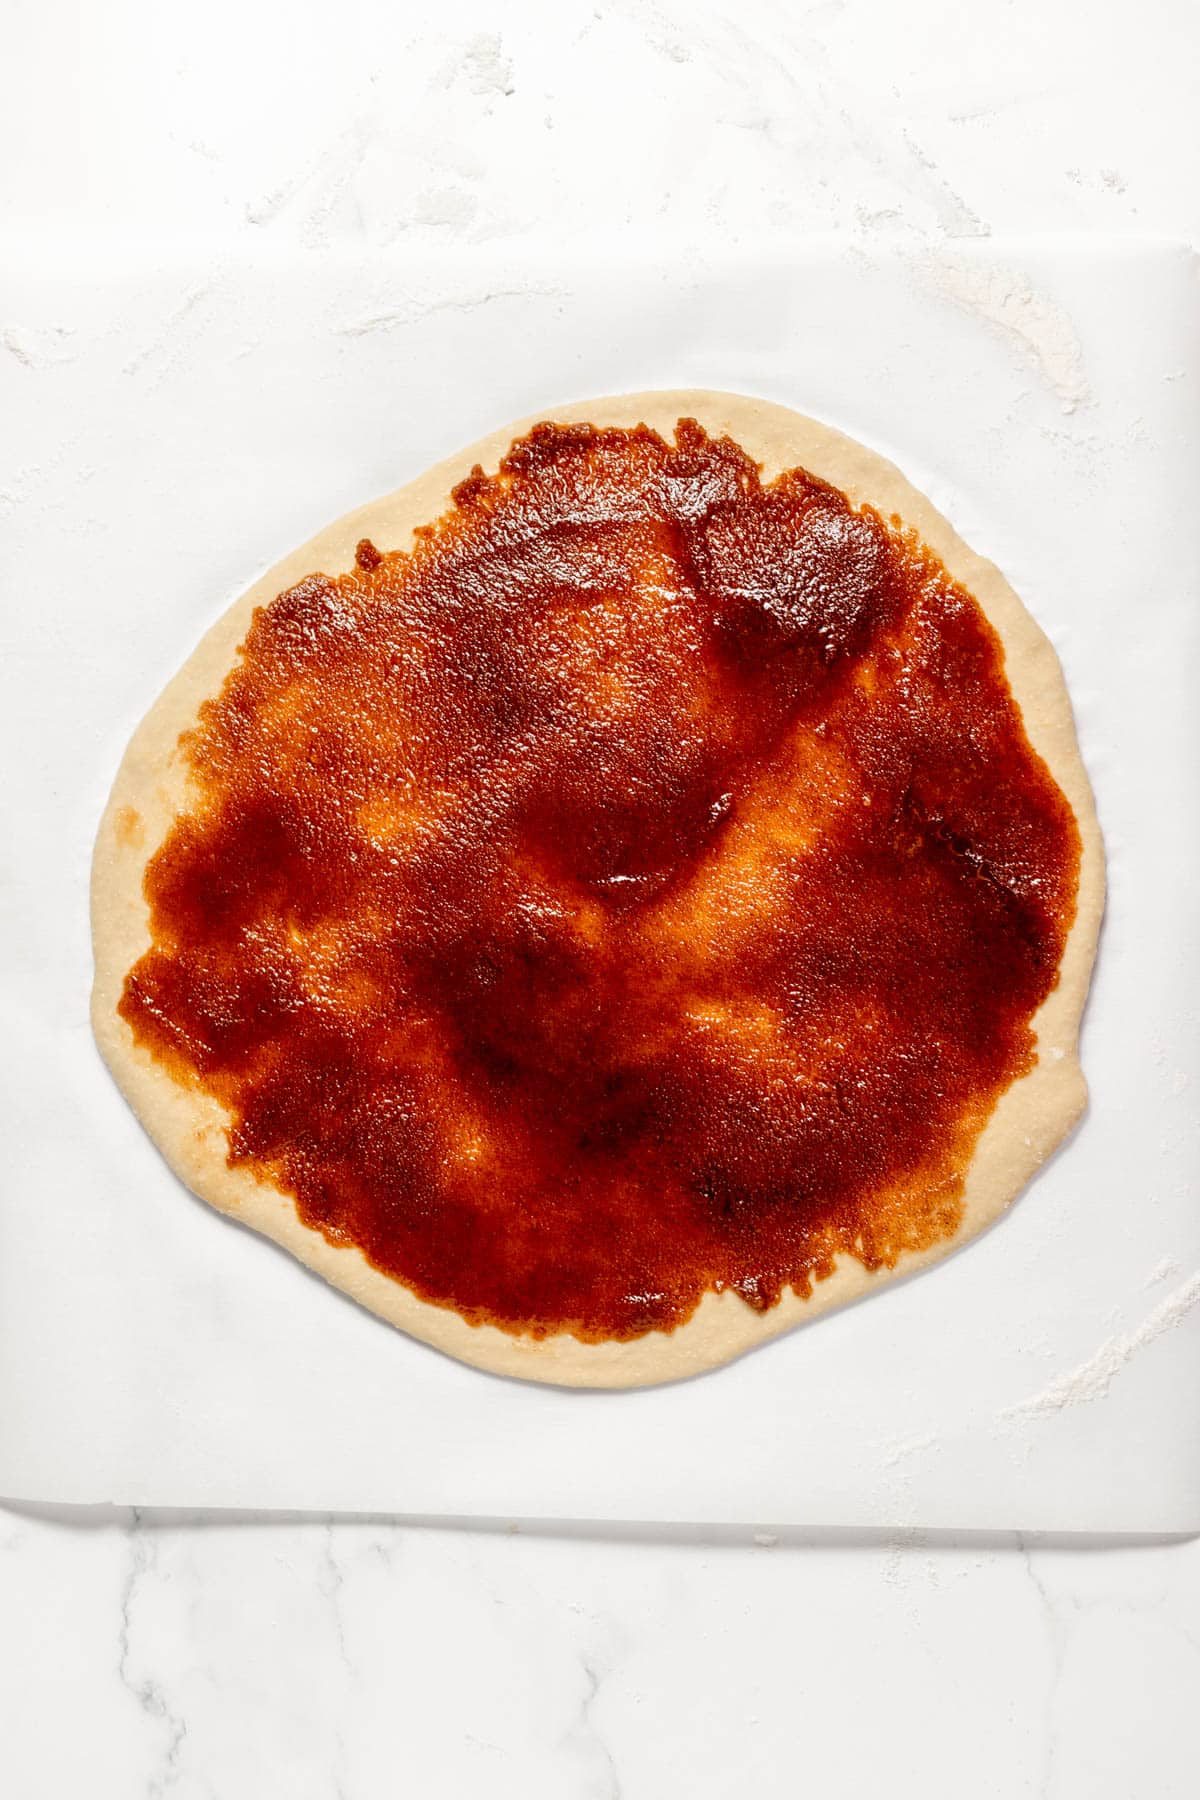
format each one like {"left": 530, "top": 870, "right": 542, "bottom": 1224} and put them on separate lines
{"left": 91, "top": 391, "right": 1105, "bottom": 1388}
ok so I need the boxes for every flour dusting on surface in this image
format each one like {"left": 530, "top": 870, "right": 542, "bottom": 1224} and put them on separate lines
{"left": 441, "top": 33, "right": 515, "bottom": 98}
{"left": 930, "top": 260, "right": 1090, "bottom": 413}
{"left": 334, "top": 284, "right": 561, "bottom": 336}
{"left": 1000, "top": 1272, "right": 1200, "bottom": 1420}
{"left": 881, "top": 1431, "right": 938, "bottom": 1468}
{"left": 2, "top": 324, "right": 77, "bottom": 369}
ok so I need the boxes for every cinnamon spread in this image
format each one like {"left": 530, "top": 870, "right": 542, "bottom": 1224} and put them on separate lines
{"left": 120, "top": 420, "right": 1080, "bottom": 1339}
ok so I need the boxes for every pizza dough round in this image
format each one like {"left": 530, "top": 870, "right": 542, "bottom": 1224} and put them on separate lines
{"left": 91, "top": 392, "right": 1104, "bottom": 1387}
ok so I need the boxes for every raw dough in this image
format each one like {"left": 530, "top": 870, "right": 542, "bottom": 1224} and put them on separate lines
{"left": 91, "top": 392, "right": 1104, "bottom": 1386}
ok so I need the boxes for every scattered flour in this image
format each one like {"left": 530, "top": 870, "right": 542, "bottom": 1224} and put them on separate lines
{"left": 1000, "top": 1271, "right": 1200, "bottom": 1420}
{"left": 335, "top": 284, "right": 561, "bottom": 337}
{"left": 2, "top": 324, "right": 76, "bottom": 369}
{"left": 122, "top": 286, "right": 212, "bottom": 378}
{"left": 930, "top": 259, "right": 1090, "bottom": 414}
{"left": 440, "top": 33, "right": 515, "bottom": 98}
{"left": 881, "top": 1430, "right": 938, "bottom": 1468}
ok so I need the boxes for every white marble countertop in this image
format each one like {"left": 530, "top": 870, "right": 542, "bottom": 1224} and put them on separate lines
{"left": 3, "top": 2, "right": 1197, "bottom": 1794}
{"left": 4, "top": 1508, "right": 1199, "bottom": 1798}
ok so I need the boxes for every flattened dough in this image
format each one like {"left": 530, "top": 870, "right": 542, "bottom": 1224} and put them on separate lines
{"left": 91, "top": 392, "right": 1104, "bottom": 1386}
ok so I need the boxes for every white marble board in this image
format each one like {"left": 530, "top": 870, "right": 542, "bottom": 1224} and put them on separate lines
{"left": 1, "top": 239, "right": 1196, "bottom": 1524}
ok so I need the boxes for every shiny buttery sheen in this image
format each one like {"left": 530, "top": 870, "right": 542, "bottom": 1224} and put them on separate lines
{"left": 121, "top": 421, "right": 1080, "bottom": 1340}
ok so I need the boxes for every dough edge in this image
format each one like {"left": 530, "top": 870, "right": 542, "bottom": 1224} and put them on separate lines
{"left": 91, "top": 390, "right": 1105, "bottom": 1389}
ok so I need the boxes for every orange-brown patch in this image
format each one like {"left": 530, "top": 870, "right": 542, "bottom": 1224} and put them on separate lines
{"left": 120, "top": 420, "right": 1080, "bottom": 1341}
{"left": 114, "top": 805, "right": 144, "bottom": 850}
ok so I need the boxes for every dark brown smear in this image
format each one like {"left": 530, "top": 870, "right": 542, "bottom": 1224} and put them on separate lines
{"left": 121, "top": 420, "right": 1080, "bottom": 1341}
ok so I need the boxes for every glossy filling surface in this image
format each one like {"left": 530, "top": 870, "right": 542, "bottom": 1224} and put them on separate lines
{"left": 121, "top": 420, "right": 1080, "bottom": 1340}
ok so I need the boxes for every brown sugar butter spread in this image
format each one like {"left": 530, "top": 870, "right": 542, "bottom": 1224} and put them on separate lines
{"left": 121, "top": 420, "right": 1080, "bottom": 1341}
